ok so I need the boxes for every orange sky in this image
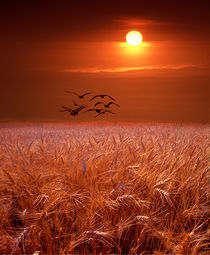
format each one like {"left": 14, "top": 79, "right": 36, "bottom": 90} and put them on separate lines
{"left": 0, "top": 1, "right": 209, "bottom": 123}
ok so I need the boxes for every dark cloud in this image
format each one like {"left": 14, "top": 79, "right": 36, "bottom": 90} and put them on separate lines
{"left": 0, "top": 0, "right": 209, "bottom": 41}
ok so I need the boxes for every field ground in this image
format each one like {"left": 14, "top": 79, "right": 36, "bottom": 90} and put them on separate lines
{"left": 0, "top": 123, "right": 209, "bottom": 254}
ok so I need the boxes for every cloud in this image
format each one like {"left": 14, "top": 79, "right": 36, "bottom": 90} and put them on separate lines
{"left": 63, "top": 64, "right": 199, "bottom": 73}
{"left": 115, "top": 18, "right": 167, "bottom": 27}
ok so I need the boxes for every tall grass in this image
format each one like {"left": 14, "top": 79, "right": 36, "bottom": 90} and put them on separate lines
{"left": 0, "top": 123, "right": 209, "bottom": 254}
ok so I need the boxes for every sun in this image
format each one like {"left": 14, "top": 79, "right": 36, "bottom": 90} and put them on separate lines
{"left": 126, "top": 31, "right": 143, "bottom": 46}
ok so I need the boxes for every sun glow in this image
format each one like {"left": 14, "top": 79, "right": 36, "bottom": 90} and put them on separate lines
{"left": 119, "top": 41, "right": 149, "bottom": 56}
{"left": 126, "top": 31, "right": 143, "bottom": 46}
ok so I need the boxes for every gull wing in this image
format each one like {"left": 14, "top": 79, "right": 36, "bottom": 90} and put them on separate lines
{"left": 73, "top": 100, "right": 78, "bottom": 106}
{"left": 104, "top": 110, "right": 115, "bottom": 114}
{"left": 74, "top": 105, "right": 87, "bottom": 113}
{"left": 65, "top": 91, "right": 79, "bottom": 96}
{"left": 81, "top": 92, "right": 91, "bottom": 97}
{"left": 107, "top": 102, "right": 120, "bottom": 107}
{"left": 60, "top": 106, "right": 72, "bottom": 112}
{"left": 95, "top": 112, "right": 103, "bottom": 117}
{"left": 104, "top": 94, "right": 116, "bottom": 101}
{"left": 89, "top": 95, "right": 99, "bottom": 101}
{"left": 94, "top": 102, "right": 104, "bottom": 106}
{"left": 85, "top": 109, "right": 97, "bottom": 112}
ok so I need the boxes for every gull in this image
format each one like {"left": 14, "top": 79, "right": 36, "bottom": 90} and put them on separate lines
{"left": 95, "top": 110, "right": 115, "bottom": 117}
{"left": 89, "top": 94, "right": 116, "bottom": 102}
{"left": 60, "top": 105, "right": 87, "bottom": 116}
{"left": 94, "top": 101, "right": 120, "bottom": 108}
{"left": 72, "top": 100, "right": 79, "bottom": 106}
{"left": 65, "top": 91, "right": 91, "bottom": 99}
{"left": 60, "top": 106, "right": 71, "bottom": 112}
{"left": 85, "top": 108, "right": 115, "bottom": 117}
{"left": 85, "top": 108, "right": 105, "bottom": 114}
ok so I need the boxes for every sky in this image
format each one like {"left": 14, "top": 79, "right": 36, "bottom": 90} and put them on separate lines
{"left": 0, "top": 0, "right": 209, "bottom": 123}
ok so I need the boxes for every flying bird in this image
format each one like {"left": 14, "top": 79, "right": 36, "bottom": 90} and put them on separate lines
{"left": 94, "top": 101, "right": 120, "bottom": 108}
{"left": 59, "top": 106, "right": 71, "bottom": 112}
{"left": 60, "top": 105, "right": 87, "bottom": 116}
{"left": 89, "top": 94, "right": 116, "bottom": 102}
{"left": 65, "top": 91, "right": 91, "bottom": 99}
{"left": 85, "top": 108, "right": 105, "bottom": 114}
{"left": 85, "top": 108, "right": 115, "bottom": 117}
{"left": 72, "top": 100, "right": 79, "bottom": 106}
{"left": 95, "top": 110, "right": 115, "bottom": 117}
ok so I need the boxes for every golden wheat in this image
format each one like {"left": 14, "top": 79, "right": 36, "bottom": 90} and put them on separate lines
{"left": 0, "top": 123, "right": 209, "bottom": 254}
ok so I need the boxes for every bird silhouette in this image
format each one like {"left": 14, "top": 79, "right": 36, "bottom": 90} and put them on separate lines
{"left": 85, "top": 108, "right": 104, "bottom": 114}
{"left": 94, "top": 101, "right": 120, "bottom": 108}
{"left": 85, "top": 108, "right": 115, "bottom": 117}
{"left": 95, "top": 110, "right": 115, "bottom": 117}
{"left": 65, "top": 91, "right": 91, "bottom": 99}
{"left": 89, "top": 94, "right": 116, "bottom": 102}
{"left": 60, "top": 105, "right": 87, "bottom": 116}
{"left": 72, "top": 100, "right": 79, "bottom": 106}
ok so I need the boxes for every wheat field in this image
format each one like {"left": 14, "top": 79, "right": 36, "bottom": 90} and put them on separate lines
{"left": 0, "top": 123, "right": 209, "bottom": 254}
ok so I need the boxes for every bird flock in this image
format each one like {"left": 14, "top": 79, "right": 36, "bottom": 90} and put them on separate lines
{"left": 60, "top": 91, "right": 120, "bottom": 117}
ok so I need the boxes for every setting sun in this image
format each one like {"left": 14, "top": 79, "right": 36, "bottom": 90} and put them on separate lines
{"left": 126, "top": 30, "right": 143, "bottom": 46}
